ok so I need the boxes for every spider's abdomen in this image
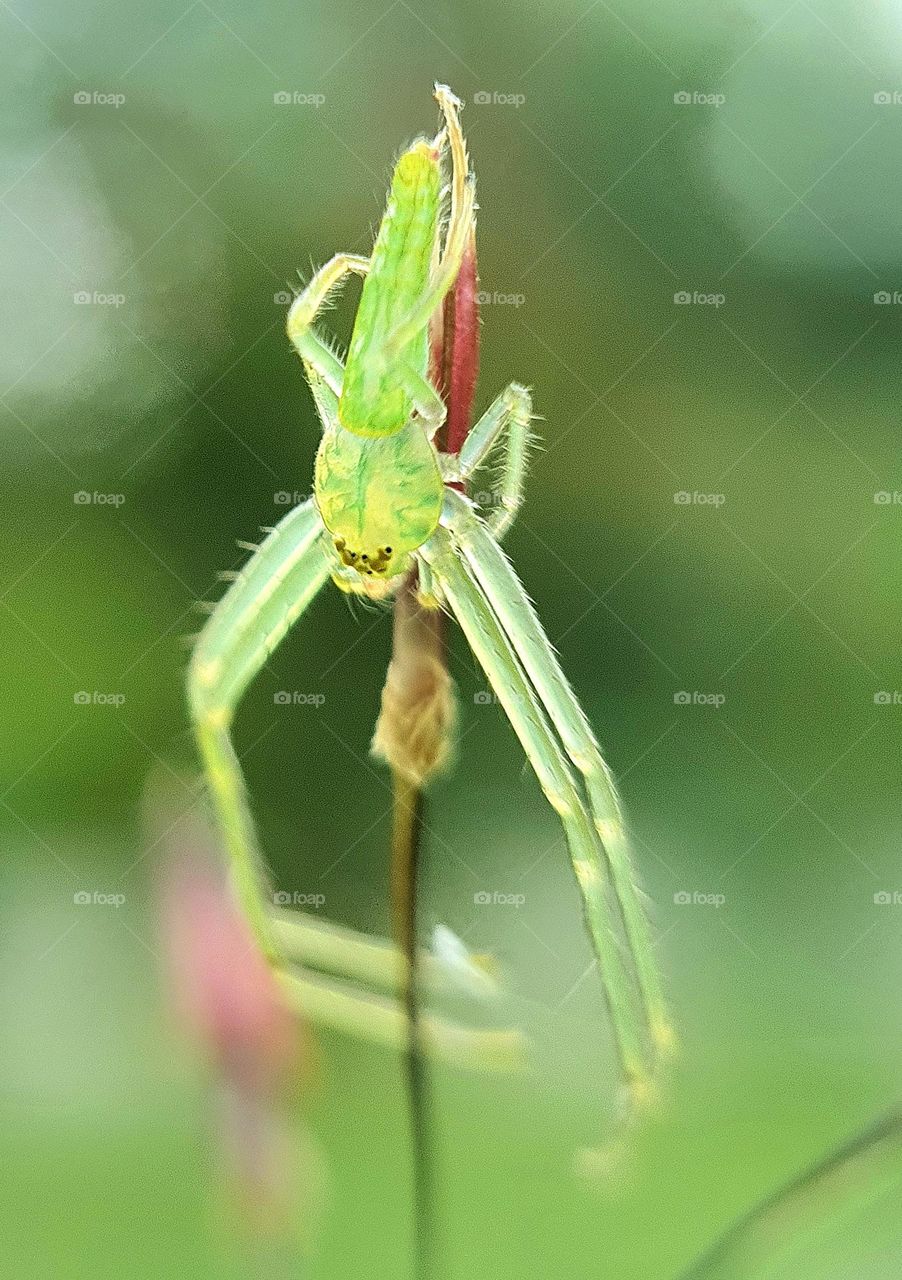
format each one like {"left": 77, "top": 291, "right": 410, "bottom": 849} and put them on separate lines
{"left": 314, "top": 422, "right": 443, "bottom": 579}
{"left": 338, "top": 140, "right": 441, "bottom": 439}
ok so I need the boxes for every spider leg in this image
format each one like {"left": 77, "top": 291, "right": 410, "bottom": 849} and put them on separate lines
{"left": 458, "top": 382, "right": 533, "bottom": 539}
{"left": 442, "top": 490, "right": 672, "bottom": 1054}
{"left": 420, "top": 525, "right": 652, "bottom": 1101}
{"left": 188, "top": 498, "right": 332, "bottom": 960}
{"left": 286, "top": 253, "right": 370, "bottom": 395}
{"left": 397, "top": 360, "right": 448, "bottom": 436}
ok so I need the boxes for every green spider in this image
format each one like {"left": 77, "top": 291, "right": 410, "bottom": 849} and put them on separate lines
{"left": 188, "top": 84, "right": 671, "bottom": 1108}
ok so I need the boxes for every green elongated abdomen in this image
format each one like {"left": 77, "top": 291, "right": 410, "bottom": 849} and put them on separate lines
{"left": 339, "top": 141, "right": 441, "bottom": 438}
{"left": 314, "top": 421, "right": 443, "bottom": 579}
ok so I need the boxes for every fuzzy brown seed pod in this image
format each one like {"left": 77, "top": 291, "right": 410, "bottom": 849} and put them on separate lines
{"left": 371, "top": 576, "right": 457, "bottom": 788}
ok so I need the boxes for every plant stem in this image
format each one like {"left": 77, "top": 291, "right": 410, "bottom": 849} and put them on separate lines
{"left": 391, "top": 761, "right": 434, "bottom": 1280}
{"left": 385, "top": 574, "right": 448, "bottom": 1280}
{"left": 679, "top": 1108, "right": 902, "bottom": 1279}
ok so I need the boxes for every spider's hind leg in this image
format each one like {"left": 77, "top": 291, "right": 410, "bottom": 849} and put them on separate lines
{"left": 441, "top": 490, "right": 673, "bottom": 1057}
{"left": 421, "top": 524, "right": 653, "bottom": 1108}
{"left": 187, "top": 499, "right": 332, "bottom": 959}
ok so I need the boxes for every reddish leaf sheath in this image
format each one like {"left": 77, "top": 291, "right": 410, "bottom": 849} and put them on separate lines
{"left": 431, "top": 229, "right": 480, "bottom": 471}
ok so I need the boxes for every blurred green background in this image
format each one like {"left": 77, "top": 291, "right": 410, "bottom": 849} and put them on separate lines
{"left": 4, "top": 0, "right": 902, "bottom": 1275}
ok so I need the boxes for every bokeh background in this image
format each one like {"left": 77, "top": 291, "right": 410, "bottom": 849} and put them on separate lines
{"left": 4, "top": 0, "right": 902, "bottom": 1275}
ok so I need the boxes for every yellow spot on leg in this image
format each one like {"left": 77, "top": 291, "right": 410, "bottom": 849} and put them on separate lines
{"left": 572, "top": 858, "right": 602, "bottom": 891}
{"left": 193, "top": 658, "right": 222, "bottom": 687}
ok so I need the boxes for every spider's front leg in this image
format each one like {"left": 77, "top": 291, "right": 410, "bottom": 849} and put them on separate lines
{"left": 456, "top": 382, "right": 533, "bottom": 538}
{"left": 286, "top": 252, "right": 370, "bottom": 394}
{"left": 419, "top": 525, "right": 652, "bottom": 1101}
{"left": 441, "top": 490, "right": 672, "bottom": 1055}
{"left": 188, "top": 499, "right": 332, "bottom": 961}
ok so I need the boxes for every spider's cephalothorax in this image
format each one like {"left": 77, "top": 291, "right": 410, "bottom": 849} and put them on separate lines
{"left": 313, "top": 419, "right": 444, "bottom": 590}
